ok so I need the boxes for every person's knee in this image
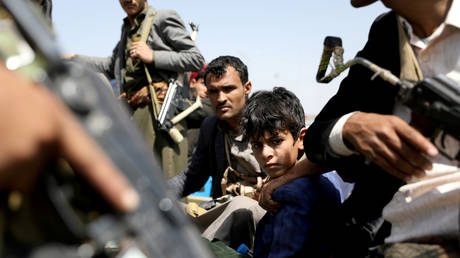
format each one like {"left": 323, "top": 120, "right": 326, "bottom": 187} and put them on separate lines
{"left": 230, "top": 208, "right": 253, "bottom": 223}
{"left": 228, "top": 196, "right": 257, "bottom": 209}
{"left": 227, "top": 208, "right": 255, "bottom": 249}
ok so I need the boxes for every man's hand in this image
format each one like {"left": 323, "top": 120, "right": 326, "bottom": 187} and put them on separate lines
{"left": 129, "top": 42, "right": 154, "bottom": 64}
{"left": 257, "top": 176, "right": 282, "bottom": 214}
{"left": 127, "top": 86, "right": 151, "bottom": 109}
{"left": 0, "top": 65, "right": 139, "bottom": 213}
{"left": 118, "top": 92, "right": 127, "bottom": 101}
{"left": 343, "top": 112, "right": 438, "bottom": 181}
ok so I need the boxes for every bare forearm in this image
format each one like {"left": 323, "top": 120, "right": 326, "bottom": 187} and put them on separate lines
{"left": 285, "top": 158, "right": 330, "bottom": 182}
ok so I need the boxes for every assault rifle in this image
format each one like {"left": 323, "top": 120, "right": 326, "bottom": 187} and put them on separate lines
{"left": 156, "top": 22, "right": 203, "bottom": 144}
{"left": 316, "top": 36, "right": 460, "bottom": 161}
{"left": 0, "top": 0, "right": 213, "bottom": 257}
{"left": 157, "top": 77, "right": 203, "bottom": 144}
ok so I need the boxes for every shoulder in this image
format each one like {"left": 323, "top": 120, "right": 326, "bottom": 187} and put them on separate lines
{"left": 154, "top": 9, "right": 181, "bottom": 21}
{"left": 357, "top": 10, "right": 400, "bottom": 74}
{"left": 367, "top": 11, "right": 398, "bottom": 43}
{"left": 274, "top": 176, "right": 339, "bottom": 204}
{"left": 283, "top": 177, "right": 318, "bottom": 191}
{"left": 198, "top": 116, "right": 220, "bottom": 141}
{"left": 201, "top": 115, "right": 219, "bottom": 130}
{"left": 273, "top": 177, "right": 319, "bottom": 203}
{"left": 372, "top": 10, "right": 397, "bottom": 26}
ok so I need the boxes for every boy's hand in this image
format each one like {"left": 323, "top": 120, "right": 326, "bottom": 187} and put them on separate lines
{"left": 258, "top": 176, "right": 281, "bottom": 214}
{"left": 252, "top": 177, "right": 263, "bottom": 201}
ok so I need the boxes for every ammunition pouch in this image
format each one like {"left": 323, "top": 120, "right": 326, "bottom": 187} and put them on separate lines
{"left": 221, "top": 166, "right": 262, "bottom": 199}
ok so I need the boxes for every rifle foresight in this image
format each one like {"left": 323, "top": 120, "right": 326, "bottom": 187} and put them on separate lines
{"left": 316, "top": 36, "right": 343, "bottom": 83}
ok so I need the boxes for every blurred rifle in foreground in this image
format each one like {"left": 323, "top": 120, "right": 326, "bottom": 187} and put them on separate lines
{"left": 0, "top": 0, "right": 213, "bottom": 257}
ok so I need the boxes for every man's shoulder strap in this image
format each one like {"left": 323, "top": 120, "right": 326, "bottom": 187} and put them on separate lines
{"left": 397, "top": 17, "right": 423, "bottom": 82}
{"left": 140, "top": 6, "right": 156, "bottom": 43}
{"left": 140, "top": 6, "right": 160, "bottom": 118}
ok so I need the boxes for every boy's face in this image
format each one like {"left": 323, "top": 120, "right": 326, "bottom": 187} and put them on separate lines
{"left": 190, "top": 77, "right": 207, "bottom": 98}
{"left": 251, "top": 128, "right": 305, "bottom": 178}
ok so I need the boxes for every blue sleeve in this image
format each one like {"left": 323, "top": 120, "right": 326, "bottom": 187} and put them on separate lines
{"left": 267, "top": 177, "right": 340, "bottom": 257}
{"left": 268, "top": 202, "right": 315, "bottom": 258}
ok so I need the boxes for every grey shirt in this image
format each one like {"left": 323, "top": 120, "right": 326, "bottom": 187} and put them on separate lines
{"left": 226, "top": 132, "right": 262, "bottom": 178}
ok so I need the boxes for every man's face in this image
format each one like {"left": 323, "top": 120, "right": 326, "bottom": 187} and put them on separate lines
{"left": 119, "top": 0, "right": 147, "bottom": 18}
{"left": 205, "top": 66, "right": 251, "bottom": 122}
{"left": 190, "top": 77, "right": 207, "bottom": 98}
{"left": 251, "top": 129, "right": 304, "bottom": 178}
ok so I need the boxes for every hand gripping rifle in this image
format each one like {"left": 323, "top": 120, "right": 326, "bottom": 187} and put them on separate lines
{"left": 155, "top": 21, "right": 203, "bottom": 144}
{"left": 316, "top": 36, "right": 460, "bottom": 161}
{"left": 0, "top": 1, "right": 213, "bottom": 257}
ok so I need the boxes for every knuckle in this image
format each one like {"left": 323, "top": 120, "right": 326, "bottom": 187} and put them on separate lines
{"left": 9, "top": 140, "right": 40, "bottom": 164}
{"left": 376, "top": 128, "right": 391, "bottom": 140}
{"left": 387, "top": 115, "right": 403, "bottom": 125}
{"left": 362, "top": 149, "right": 377, "bottom": 163}
{"left": 375, "top": 125, "right": 395, "bottom": 141}
{"left": 35, "top": 122, "right": 56, "bottom": 145}
{"left": 387, "top": 154, "right": 401, "bottom": 166}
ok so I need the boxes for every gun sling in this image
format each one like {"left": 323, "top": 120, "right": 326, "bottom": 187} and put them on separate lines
{"left": 139, "top": 8, "right": 162, "bottom": 120}
{"left": 221, "top": 134, "right": 262, "bottom": 198}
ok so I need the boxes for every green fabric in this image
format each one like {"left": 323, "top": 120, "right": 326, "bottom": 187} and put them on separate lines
{"left": 123, "top": 7, "right": 150, "bottom": 92}
{"left": 132, "top": 104, "right": 188, "bottom": 179}
{"left": 205, "top": 240, "right": 250, "bottom": 258}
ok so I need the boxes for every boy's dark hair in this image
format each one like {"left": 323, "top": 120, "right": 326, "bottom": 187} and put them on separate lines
{"left": 241, "top": 87, "right": 305, "bottom": 141}
{"left": 203, "top": 56, "right": 248, "bottom": 86}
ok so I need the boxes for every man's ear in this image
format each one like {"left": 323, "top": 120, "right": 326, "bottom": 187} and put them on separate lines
{"left": 297, "top": 127, "right": 307, "bottom": 152}
{"left": 243, "top": 81, "right": 252, "bottom": 96}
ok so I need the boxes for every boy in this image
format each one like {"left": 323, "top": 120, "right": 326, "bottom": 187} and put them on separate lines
{"left": 241, "top": 87, "right": 340, "bottom": 257}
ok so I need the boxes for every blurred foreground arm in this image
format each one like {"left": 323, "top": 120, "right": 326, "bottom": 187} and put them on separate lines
{"left": 0, "top": 65, "right": 138, "bottom": 213}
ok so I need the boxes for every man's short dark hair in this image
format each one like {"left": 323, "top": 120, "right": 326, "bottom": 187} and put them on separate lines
{"left": 204, "top": 56, "right": 248, "bottom": 86}
{"left": 241, "top": 87, "right": 305, "bottom": 141}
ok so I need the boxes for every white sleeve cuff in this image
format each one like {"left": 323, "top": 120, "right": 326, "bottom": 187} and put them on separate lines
{"left": 328, "top": 112, "right": 358, "bottom": 156}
